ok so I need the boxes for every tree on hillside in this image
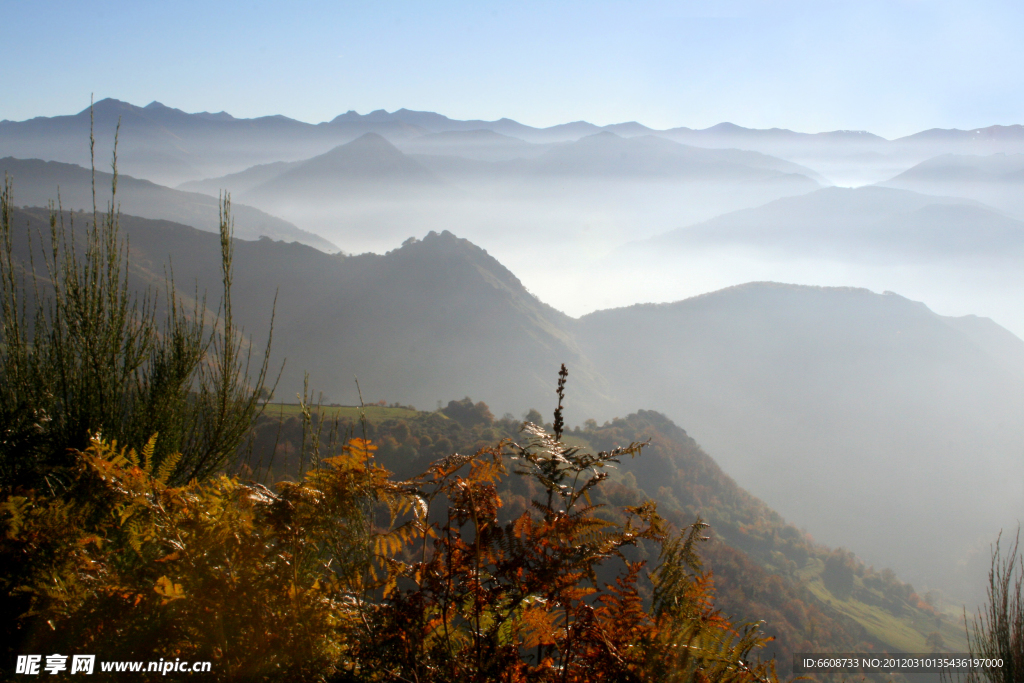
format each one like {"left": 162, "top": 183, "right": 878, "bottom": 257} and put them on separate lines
{"left": 441, "top": 396, "right": 494, "bottom": 427}
{"left": 823, "top": 551, "right": 855, "bottom": 600}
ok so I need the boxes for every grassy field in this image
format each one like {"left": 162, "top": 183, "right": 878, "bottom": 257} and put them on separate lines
{"left": 257, "top": 404, "right": 596, "bottom": 447}
{"left": 259, "top": 403, "right": 425, "bottom": 422}
{"left": 800, "top": 558, "right": 969, "bottom": 653}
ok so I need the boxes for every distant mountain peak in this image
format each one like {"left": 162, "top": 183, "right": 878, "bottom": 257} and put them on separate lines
{"left": 243, "top": 130, "right": 442, "bottom": 201}
{"left": 312, "top": 132, "right": 403, "bottom": 158}
{"left": 392, "top": 230, "right": 536, "bottom": 301}
{"left": 344, "top": 131, "right": 396, "bottom": 148}
{"left": 76, "top": 97, "right": 137, "bottom": 116}
{"left": 330, "top": 110, "right": 362, "bottom": 123}
{"left": 602, "top": 121, "right": 654, "bottom": 135}
{"left": 706, "top": 122, "right": 748, "bottom": 133}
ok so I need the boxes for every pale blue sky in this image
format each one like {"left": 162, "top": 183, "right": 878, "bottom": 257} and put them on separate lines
{"left": 2, "top": 0, "right": 1022, "bottom": 138}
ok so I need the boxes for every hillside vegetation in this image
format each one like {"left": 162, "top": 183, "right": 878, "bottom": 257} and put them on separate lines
{"left": 247, "top": 400, "right": 969, "bottom": 676}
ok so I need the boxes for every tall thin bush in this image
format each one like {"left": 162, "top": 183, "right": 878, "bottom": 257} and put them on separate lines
{"left": 961, "top": 529, "right": 1024, "bottom": 683}
{"left": 0, "top": 112, "right": 275, "bottom": 489}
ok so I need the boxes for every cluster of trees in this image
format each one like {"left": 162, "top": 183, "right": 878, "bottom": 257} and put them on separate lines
{"left": 0, "top": 170, "right": 779, "bottom": 681}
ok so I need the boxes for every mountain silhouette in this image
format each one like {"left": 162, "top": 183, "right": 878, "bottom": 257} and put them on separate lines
{"left": 0, "top": 156, "right": 336, "bottom": 250}
{"left": 647, "top": 185, "right": 1024, "bottom": 260}
{"left": 242, "top": 133, "right": 446, "bottom": 207}
{"left": 881, "top": 153, "right": 1024, "bottom": 219}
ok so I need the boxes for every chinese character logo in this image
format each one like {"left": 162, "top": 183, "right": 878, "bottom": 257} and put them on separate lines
{"left": 16, "top": 655, "right": 41, "bottom": 675}
{"left": 71, "top": 655, "right": 95, "bottom": 674}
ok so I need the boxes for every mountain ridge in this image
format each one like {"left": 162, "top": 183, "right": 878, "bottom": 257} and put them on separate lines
{"left": 644, "top": 184, "right": 1024, "bottom": 260}
{"left": 5, "top": 98, "right": 1024, "bottom": 199}
{"left": 879, "top": 152, "right": 1024, "bottom": 219}
{"left": 0, "top": 156, "right": 337, "bottom": 251}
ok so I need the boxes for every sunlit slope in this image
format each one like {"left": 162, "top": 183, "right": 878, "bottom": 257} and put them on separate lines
{"left": 573, "top": 410, "right": 969, "bottom": 659}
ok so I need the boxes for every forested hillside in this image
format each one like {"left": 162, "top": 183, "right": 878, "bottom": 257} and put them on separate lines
{"left": 247, "top": 402, "right": 968, "bottom": 678}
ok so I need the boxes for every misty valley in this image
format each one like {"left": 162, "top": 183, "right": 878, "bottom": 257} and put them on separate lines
{"left": 2, "top": 99, "right": 1022, "bottom": 682}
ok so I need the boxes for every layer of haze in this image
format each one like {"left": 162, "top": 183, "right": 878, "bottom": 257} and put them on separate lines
{"left": 207, "top": 133, "right": 1024, "bottom": 338}
{"left": 4, "top": 0, "right": 1024, "bottom": 137}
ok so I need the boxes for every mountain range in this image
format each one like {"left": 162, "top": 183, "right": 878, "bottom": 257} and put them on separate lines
{"left": 182, "top": 130, "right": 824, "bottom": 255}
{"left": 9, "top": 99, "right": 1024, "bottom": 274}
{"left": 0, "top": 100, "right": 425, "bottom": 186}
{"left": 6, "top": 99, "right": 1024, "bottom": 187}
{"left": 7, "top": 204, "right": 1020, "bottom": 603}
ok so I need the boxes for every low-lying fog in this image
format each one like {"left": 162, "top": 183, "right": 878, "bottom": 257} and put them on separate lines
{"left": 258, "top": 193, "right": 1024, "bottom": 340}
{"left": 187, "top": 126, "right": 1024, "bottom": 339}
